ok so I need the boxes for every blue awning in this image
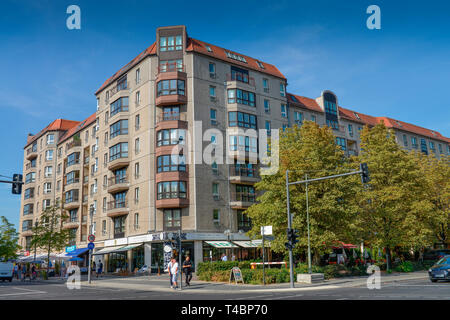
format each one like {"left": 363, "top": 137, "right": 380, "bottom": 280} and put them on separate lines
{"left": 66, "top": 247, "right": 89, "bottom": 257}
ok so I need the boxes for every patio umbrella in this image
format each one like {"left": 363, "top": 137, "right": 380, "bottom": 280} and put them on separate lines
{"left": 68, "top": 257, "right": 83, "bottom": 262}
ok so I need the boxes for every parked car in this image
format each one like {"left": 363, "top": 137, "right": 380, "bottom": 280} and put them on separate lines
{"left": 423, "top": 249, "right": 450, "bottom": 261}
{"left": 0, "top": 262, "right": 14, "bottom": 282}
{"left": 428, "top": 255, "right": 450, "bottom": 283}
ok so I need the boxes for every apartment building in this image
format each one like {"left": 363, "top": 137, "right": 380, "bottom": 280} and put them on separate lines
{"left": 18, "top": 25, "right": 450, "bottom": 272}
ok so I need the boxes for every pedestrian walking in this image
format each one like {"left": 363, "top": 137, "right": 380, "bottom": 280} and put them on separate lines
{"left": 92, "top": 261, "right": 96, "bottom": 277}
{"left": 167, "top": 258, "right": 174, "bottom": 288}
{"left": 21, "top": 264, "right": 27, "bottom": 281}
{"left": 182, "top": 256, "right": 192, "bottom": 286}
{"left": 16, "top": 264, "right": 21, "bottom": 280}
{"left": 96, "top": 260, "right": 103, "bottom": 278}
{"left": 221, "top": 253, "right": 228, "bottom": 261}
{"left": 13, "top": 264, "right": 18, "bottom": 280}
{"left": 31, "top": 264, "right": 36, "bottom": 280}
{"left": 170, "top": 258, "right": 179, "bottom": 290}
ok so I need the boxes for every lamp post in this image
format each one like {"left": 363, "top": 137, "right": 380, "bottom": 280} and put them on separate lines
{"left": 88, "top": 206, "right": 94, "bottom": 284}
{"left": 224, "top": 229, "right": 232, "bottom": 259}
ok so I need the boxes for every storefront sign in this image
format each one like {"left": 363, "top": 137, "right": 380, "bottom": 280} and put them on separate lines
{"left": 128, "top": 234, "right": 152, "bottom": 244}
{"left": 104, "top": 238, "right": 128, "bottom": 247}
{"left": 229, "top": 267, "right": 244, "bottom": 284}
{"left": 65, "top": 245, "right": 76, "bottom": 253}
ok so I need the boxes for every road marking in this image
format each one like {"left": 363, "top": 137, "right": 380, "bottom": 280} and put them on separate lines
{"left": 265, "top": 294, "right": 304, "bottom": 300}
{"left": 0, "top": 289, "right": 47, "bottom": 297}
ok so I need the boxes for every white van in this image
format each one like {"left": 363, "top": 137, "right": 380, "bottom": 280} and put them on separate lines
{"left": 0, "top": 262, "right": 13, "bottom": 282}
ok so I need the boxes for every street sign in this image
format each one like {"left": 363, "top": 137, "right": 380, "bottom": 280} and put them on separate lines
{"left": 88, "top": 234, "right": 95, "bottom": 242}
{"left": 229, "top": 267, "right": 244, "bottom": 284}
{"left": 263, "top": 235, "right": 275, "bottom": 241}
{"left": 261, "top": 226, "right": 273, "bottom": 235}
{"left": 88, "top": 242, "right": 95, "bottom": 250}
{"left": 65, "top": 245, "right": 76, "bottom": 253}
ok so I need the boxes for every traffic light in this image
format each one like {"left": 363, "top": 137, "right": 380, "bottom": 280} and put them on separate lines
{"left": 360, "top": 163, "right": 370, "bottom": 184}
{"left": 285, "top": 228, "right": 299, "bottom": 250}
{"left": 12, "top": 174, "right": 23, "bottom": 195}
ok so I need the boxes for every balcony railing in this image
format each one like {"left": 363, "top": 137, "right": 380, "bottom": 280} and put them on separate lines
{"left": 226, "top": 73, "right": 256, "bottom": 87}
{"left": 158, "top": 62, "right": 185, "bottom": 73}
{"left": 229, "top": 166, "right": 258, "bottom": 178}
{"left": 67, "top": 139, "right": 82, "bottom": 150}
{"left": 107, "top": 200, "right": 128, "bottom": 211}
{"left": 108, "top": 81, "right": 129, "bottom": 97}
{"left": 231, "top": 192, "right": 257, "bottom": 203}
{"left": 114, "top": 232, "right": 125, "bottom": 239}
{"left": 108, "top": 176, "right": 129, "bottom": 187}
{"left": 156, "top": 112, "right": 186, "bottom": 123}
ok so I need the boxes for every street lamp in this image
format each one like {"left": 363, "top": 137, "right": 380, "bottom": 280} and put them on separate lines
{"left": 224, "top": 229, "right": 232, "bottom": 259}
{"left": 88, "top": 205, "right": 94, "bottom": 284}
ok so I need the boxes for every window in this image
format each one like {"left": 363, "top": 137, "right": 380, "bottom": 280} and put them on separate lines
{"left": 45, "top": 150, "right": 53, "bottom": 161}
{"left": 403, "top": 134, "right": 408, "bottom": 147}
{"left": 24, "top": 188, "right": 34, "bottom": 199}
{"left": 447, "top": 145, "right": 450, "bottom": 155}
{"left": 263, "top": 79, "right": 269, "bottom": 92}
{"left": 134, "top": 187, "right": 140, "bottom": 203}
{"left": 265, "top": 121, "right": 271, "bottom": 136}
{"left": 117, "top": 76, "right": 127, "bottom": 91}
{"left": 134, "top": 213, "right": 139, "bottom": 229}
{"left": 229, "top": 135, "right": 258, "bottom": 153}
{"left": 135, "top": 138, "right": 140, "bottom": 154}
{"left": 110, "top": 97, "right": 129, "bottom": 116}
{"left": 209, "top": 63, "right": 216, "bottom": 78}
{"left": 44, "top": 166, "right": 52, "bottom": 178}
{"left": 109, "top": 142, "right": 128, "bottom": 161}
{"left": 102, "top": 220, "right": 107, "bottom": 235}
{"left": 228, "top": 112, "right": 257, "bottom": 129}
{"left": 157, "top": 79, "right": 185, "bottom": 96}
{"left": 326, "top": 119, "right": 339, "bottom": 130}
{"left": 206, "top": 45, "right": 212, "bottom": 52}
{"left": 280, "top": 83, "right": 286, "bottom": 97}
{"left": 420, "top": 138, "right": 428, "bottom": 154}
{"left": 105, "top": 111, "right": 109, "bottom": 124}
{"left": 23, "top": 204, "right": 33, "bottom": 216}
{"left": 113, "top": 215, "right": 126, "bottom": 237}
{"left": 348, "top": 124, "right": 353, "bottom": 137}
{"left": 210, "top": 109, "right": 217, "bottom": 125}
{"left": 212, "top": 183, "right": 219, "bottom": 199}
{"left": 281, "top": 104, "right": 287, "bottom": 118}
{"left": 411, "top": 137, "right": 418, "bottom": 148}
{"left": 65, "top": 189, "right": 79, "bottom": 203}
{"left": 47, "top": 134, "right": 54, "bottom": 145}
{"left": 162, "top": 106, "right": 179, "bottom": 121}
{"left": 325, "top": 100, "right": 337, "bottom": 116}
{"left": 22, "top": 220, "right": 33, "bottom": 232}
{"left": 311, "top": 115, "right": 316, "bottom": 122}
{"left": 235, "top": 185, "right": 256, "bottom": 202}
{"left": 160, "top": 35, "right": 182, "bottom": 51}
{"left": 237, "top": 210, "right": 252, "bottom": 231}
{"left": 294, "top": 111, "right": 302, "bottom": 125}
{"left": 211, "top": 161, "right": 218, "bottom": 175}
{"left": 136, "top": 91, "right": 140, "bottom": 105}
{"left": 227, "top": 89, "right": 255, "bottom": 107}
{"left": 336, "top": 137, "right": 347, "bottom": 151}
{"left": 25, "top": 172, "right": 35, "bottom": 184}
{"left": 135, "top": 68, "right": 140, "bottom": 84}
{"left": 438, "top": 144, "right": 443, "bottom": 154}
{"left": 113, "top": 191, "right": 127, "bottom": 208}
{"left": 225, "top": 51, "right": 247, "bottom": 63}
{"left": 429, "top": 141, "right": 435, "bottom": 151}
{"left": 256, "top": 61, "right": 265, "bottom": 69}
{"left": 69, "top": 209, "right": 77, "bottom": 222}
{"left": 157, "top": 155, "right": 186, "bottom": 173}
{"left": 43, "top": 182, "right": 51, "bottom": 194}
{"left": 135, "top": 114, "right": 140, "bottom": 130}
{"left": 264, "top": 99, "right": 270, "bottom": 113}
{"left": 135, "top": 162, "right": 140, "bottom": 178}
{"left": 230, "top": 66, "right": 249, "bottom": 84}
{"left": 156, "top": 129, "right": 186, "bottom": 146}
{"left": 282, "top": 124, "right": 288, "bottom": 131}
{"left": 213, "top": 209, "right": 220, "bottom": 223}
{"left": 157, "top": 181, "right": 187, "bottom": 199}
{"left": 209, "top": 86, "right": 216, "bottom": 97}
{"left": 164, "top": 209, "right": 181, "bottom": 230}
{"left": 66, "top": 171, "right": 80, "bottom": 185}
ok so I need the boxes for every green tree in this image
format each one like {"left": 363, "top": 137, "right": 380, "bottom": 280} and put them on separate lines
{"left": 354, "top": 122, "right": 433, "bottom": 270}
{"left": 246, "top": 121, "right": 359, "bottom": 262}
{"left": 31, "top": 203, "right": 70, "bottom": 275}
{"left": 415, "top": 152, "right": 450, "bottom": 248}
{"left": 0, "top": 216, "right": 21, "bottom": 261}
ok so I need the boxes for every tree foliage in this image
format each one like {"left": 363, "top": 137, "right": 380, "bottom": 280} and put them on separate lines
{"left": 354, "top": 122, "right": 434, "bottom": 269}
{"left": 0, "top": 216, "right": 21, "bottom": 261}
{"left": 246, "top": 121, "right": 359, "bottom": 259}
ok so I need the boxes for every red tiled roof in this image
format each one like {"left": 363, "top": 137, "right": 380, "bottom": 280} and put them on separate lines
{"left": 25, "top": 119, "right": 80, "bottom": 148}
{"left": 95, "top": 35, "right": 286, "bottom": 95}
{"left": 59, "top": 113, "right": 97, "bottom": 144}
{"left": 289, "top": 93, "right": 449, "bottom": 143}
{"left": 287, "top": 93, "right": 323, "bottom": 113}
{"left": 186, "top": 38, "right": 286, "bottom": 80}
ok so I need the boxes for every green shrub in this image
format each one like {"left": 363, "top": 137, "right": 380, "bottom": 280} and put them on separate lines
{"left": 394, "top": 261, "right": 414, "bottom": 273}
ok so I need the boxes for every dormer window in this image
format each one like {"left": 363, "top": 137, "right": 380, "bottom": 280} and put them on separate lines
{"left": 353, "top": 112, "right": 361, "bottom": 120}
{"left": 256, "top": 61, "right": 265, "bottom": 69}
{"left": 225, "top": 51, "right": 247, "bottom": 63}
{"left": 206, "top": 45, "right": 212, "bottom": 52}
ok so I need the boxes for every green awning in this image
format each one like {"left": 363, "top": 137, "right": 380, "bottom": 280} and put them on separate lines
{"left": 113, "top": 243, "right": 143, "bottom": 252}
{"left": 205, "top": 241, "right": 239, "bottom": 248}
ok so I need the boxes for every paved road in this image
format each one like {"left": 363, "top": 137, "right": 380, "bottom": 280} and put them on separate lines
{"left": 0, "top": 277, "right": 448, "bottom": 300}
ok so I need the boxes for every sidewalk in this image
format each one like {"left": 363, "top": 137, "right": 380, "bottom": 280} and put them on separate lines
{"left": 79, "top": 271, "right": 429, "bottom": 293}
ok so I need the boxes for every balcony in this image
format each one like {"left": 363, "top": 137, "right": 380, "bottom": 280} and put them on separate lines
{"left": 25, "top": 162, "right": 37, "bottom": 171}
{"left": 226, "top": 73, "right": 256, "bottom": 90}
{"left": 229, "top": 166, "right": 259, "bottom": 184}
{"left": 66, "top": 159, "right": 82, "bottom": 172}
{"left": 155, "top": 70, "right": 187, "bottom": 106}
{"left": 21, "top": 229, "right": 33, "bottom": 237}
{"left": 64, "top": 178, "right": 81, "bottom": 191}
{"left": 107, "top": 200, "right": 129, "bottom": 218}
{"left": 155, "top": 112, "right": 188, "bottom": 131}
{"left": 156, "top": 197, "right": 189, "bottom": 209}
{"left": 230, "top": 192, "right": 257, "bottom": 209}
{"left": 66, "top": 139, "right": 82, "bottom": 153}
{"left": 107, "top": 176, "right": 130, "bottom": 193}
{"left": 62, "top": 220, "right": 79, "bottom": 230}
{"left": 26, "top": 147, "right": 38, "bottom": 160}
{"left": 108, "top": 155, "right": 130, "bottom": 171}
{"left": 107, "top": 81, "right": 129, "bottom": 101}
{"left": 64, "top": 197, "right": 80, "bottom": 210}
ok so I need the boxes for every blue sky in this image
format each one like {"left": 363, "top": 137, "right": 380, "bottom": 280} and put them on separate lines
{"left": 1, "top": 0, "right": 449, "bottom": 229}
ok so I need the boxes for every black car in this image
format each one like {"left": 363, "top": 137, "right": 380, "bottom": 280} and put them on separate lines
{"left": 428, "top": 255, "right": 450, "bottom": 283}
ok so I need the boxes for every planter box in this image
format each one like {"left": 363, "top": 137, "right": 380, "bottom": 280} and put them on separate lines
{"left": 297, "top": 273, "right": 324, "bottom": 284}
